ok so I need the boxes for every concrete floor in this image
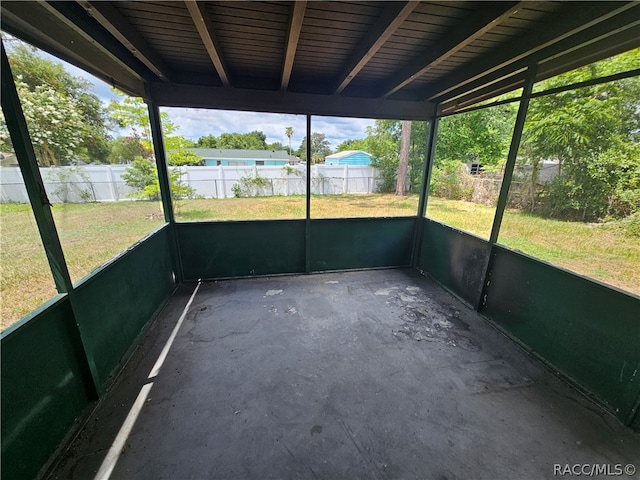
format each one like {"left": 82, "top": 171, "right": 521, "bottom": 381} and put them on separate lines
{"left": 50, "top": 269, "right": 640, "bottom": 480}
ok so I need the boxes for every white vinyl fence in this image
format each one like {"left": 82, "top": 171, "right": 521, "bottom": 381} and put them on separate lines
{"left": 0, "top": 164, "right": 381, "bottom": 203}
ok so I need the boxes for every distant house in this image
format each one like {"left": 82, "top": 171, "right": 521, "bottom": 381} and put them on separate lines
{"left": 189, "top": 148, "right": 290, "bottom": 166}
{"left": 325, "top": 150, "right": 373, "bottom": 166}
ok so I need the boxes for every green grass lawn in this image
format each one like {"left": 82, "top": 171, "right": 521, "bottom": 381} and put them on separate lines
{"left": 2, "top": 195, "right": 638, "bottom": 329}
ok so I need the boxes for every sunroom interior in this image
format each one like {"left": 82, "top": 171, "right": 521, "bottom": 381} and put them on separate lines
{"left": 1, "top": 2, "right": 640, "bottom": 479}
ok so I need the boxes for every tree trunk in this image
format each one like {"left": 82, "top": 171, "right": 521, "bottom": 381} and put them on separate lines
{"left": 396, "top": 120, "right": 411, "bottom": 196}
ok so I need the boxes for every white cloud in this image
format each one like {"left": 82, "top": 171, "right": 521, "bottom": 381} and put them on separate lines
{"left": 163, "top": 107, "right": 375, "bottom": 151}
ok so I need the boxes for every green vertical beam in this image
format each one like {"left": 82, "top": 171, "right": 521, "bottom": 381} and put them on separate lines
{"left": 416, "top": 112, "right": 439, "bottom": 219}
{"left": 1, "top": 43, "right": 72, "bottom": 294}
{"left": 487, "top": 65, "right": 537, "bottom": 246}
{"left": 147, "top": 100, "right": 183, "bottom": 283}
{"left": 147, "top": 102, "right": 175, "bottom": 224}
{"left": 411, "top": 111, "right": 439, "bottom": 267}
{"left": 305, "top": 114, "right": 312, "bottom": 274}
{"left": 476, "top": 64, "right": 537, "bottom": 310}
{"left": 1, "top": 42, "right": 99, "bottom": 399}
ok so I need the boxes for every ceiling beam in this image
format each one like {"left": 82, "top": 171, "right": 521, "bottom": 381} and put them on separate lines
{"left": 38, "top": 1, "right": 151, "bottom": 82}
{"left": 1, "top": 2, "right": 146, "bottom": 97}
{"left": 281, "top": 1, "right": 306, "bottom": 92}
{"left": 427, "top": 5, "right": 640, "bottom": 106}
{"left": 379, "top": 1, "right": 521, "bottom": 98}
{"left": 184, "top": 1, "right": 230, "bottom": 87}
{"left": 77, "top": 1, "right": 171, "bottom": 82}
{"left": 149, "top": 82, "right": 435, "bottom": 121}
{"left": 535, "top": 21, "right": 640, "bottom": 84}
{"left": 334, "top": 1, "right": 419, "bottom": 95}
{"left": 421, "top": 2, "right": 638, "bottom": 103}
{"left": 439, "top": 72, "right": 527, "bottom": 115}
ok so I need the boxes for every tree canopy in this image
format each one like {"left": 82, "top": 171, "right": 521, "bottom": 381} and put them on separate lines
{"left": 195, "top": 130, "right": 285, "bottom": 152}
{"left": 3, "top": 40, "right": 112, "bottom": 164}
{"left": 519, "top": 48, "right": 640, "bottom": 221}
{"left": 336, "top": 120, "right": 429, "bottom": 192}
{"left": 298, "top": 132, "right": 332, "bottom": 163}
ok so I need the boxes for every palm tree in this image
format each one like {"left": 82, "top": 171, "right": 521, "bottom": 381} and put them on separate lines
{"left": 285, "top": 127, "right": 293, "bottom": 156}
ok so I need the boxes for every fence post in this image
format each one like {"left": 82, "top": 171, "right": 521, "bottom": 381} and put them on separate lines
{"left": 343, "top": 165, "right": 348, "bottom": 194}
{"left": 184, "top": 166, "right": 191, "bottom": 192}
{"left": 107, "top": 165, "right": 118, "bottom": 201}
{"left": 219, "top": 164, "right": 226, "bottom": 198}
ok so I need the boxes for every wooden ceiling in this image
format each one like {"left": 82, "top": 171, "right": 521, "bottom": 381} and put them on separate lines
{"left": 2, "top": 1, "right": 639, "bottom": 119}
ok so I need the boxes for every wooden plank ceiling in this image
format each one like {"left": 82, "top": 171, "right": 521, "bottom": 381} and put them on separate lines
{"left": 2, "top": 1, "right": 639, "bottom": 118}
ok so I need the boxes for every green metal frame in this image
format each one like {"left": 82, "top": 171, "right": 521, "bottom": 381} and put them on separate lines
{"left": 2, "top": 33, "right": 640, "bottom": 480}
{"left": 1, "top": 42, "right": 99, "bottom": 398}
{"left": 147, "top": 100, "right": 184, "bottom": 282}
{"left": 411, "top": 113, "right": 439, "bottom": 267}
{"left": 1, "top": 44, "right": 177, "bottom": 480}
{"left": 305, "top": 114, "right": 312, "bottom": 273}
{"left": 476, "top": 64, "right": 537, "bottom": 309}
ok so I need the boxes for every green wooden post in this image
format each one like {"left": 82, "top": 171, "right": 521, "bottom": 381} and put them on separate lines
{"left": 305, "top": 114, "right": 312, "bottom": 274}
{"left": 1, "top": 42, "right": 99, "bottom": 398}
{"left": 411, "top": 111, "right": 439, "bottom": 267}
{"left": 147, "top": 102, "right": 175, "bottom": 224}
{"left": 147, "top": 100, "right": 183, "bottom": 283}
{"left": 417, "top": 113, "right": 440, "bottom": 219}
{"left": 476, "top": 64, "right": 537, "bottom": 310}
{"left": 1, "top": 44, "right": 72, "bottom": 294}
{"left": 487, "top": 67, "right": 537, "bottom": 246}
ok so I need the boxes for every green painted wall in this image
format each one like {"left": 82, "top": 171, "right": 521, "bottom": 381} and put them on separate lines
{"left": 1, "top": 298, "right": 91, "bottom": 480}
{"left": 1, "top": 227, "right": 176, "bottom": 480}
{"left": 417, "top": 219, "right": 488, "bottom": 306}
{"left": 177, "top": 220, "right": 306, "bottom": 280}
{"left": 73, "top": 227, "right": 175, "bottom": 389}
{"left": 177, "top": 218, "right": 415, "bottom": 280}
{"left": 481, "top": 246, "right": 640, "bottom": 425}
{"left": 310, "top": 217, "right": 415, "bottom": 271}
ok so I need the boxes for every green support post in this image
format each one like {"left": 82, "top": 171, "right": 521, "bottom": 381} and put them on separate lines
{"left": 476, "top": 64, "right": 537, "bottom": 310}
{"left": 305, "top": 114, "right": 312, "bottom": 274}
{"left": 147, "top": 102, "right": 175, "bottom": 224}
{"left": 1, "top": 44, "right": 72, "bottom": 294}
{"left": 417, "top": 113, "right": 439, "bottom": 219}
{"left": 1, "top": 42, "right": 99, "bottom": 399}
{"left": 147, "top": 100, "right": 183, "bottom": 283}
{"left": 411, "top": 112, "right": 439, "bottom": 267}
{"left": 487, "top": 68, "right": 537, "bottom": 245}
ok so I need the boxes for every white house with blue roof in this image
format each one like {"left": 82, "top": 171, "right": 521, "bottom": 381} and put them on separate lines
{"left": 324, "top": 150, "right": 373, "bottom": 166}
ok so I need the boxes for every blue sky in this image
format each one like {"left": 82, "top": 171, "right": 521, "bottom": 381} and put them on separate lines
{"left": 55, "top": 52, "right": 374, "bottom": 151}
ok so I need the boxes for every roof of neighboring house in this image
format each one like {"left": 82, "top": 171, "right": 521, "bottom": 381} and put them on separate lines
{"left": 189, "top": 149, "right": 289, "bottom": 160}
{"left": 325, "top": 150, "right": 372, "bottom": 160}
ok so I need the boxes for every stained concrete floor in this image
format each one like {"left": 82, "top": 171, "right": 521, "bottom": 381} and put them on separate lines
{"left": 50, "top": 269, "right": 640, "bottom": 480}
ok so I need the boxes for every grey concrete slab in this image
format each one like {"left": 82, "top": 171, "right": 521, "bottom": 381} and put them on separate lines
{"left": 50, "top": 269, "right": 640, "bottom": 480}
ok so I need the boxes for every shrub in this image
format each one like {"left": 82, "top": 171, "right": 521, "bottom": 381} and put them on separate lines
{"left": 122, "top": 158, "right": 196, "bottom": 201}
{"left": 232, "top": 168, "right": 273, "bottom": 197}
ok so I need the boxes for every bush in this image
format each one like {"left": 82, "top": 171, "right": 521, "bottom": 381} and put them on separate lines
{"left": 122, "top": 158, "right": 196, "bottom": 201}
{"left": 430, "top": 160, "right": 473, "bottom": 200}
{"left": 168, "top": 149, "right": 204, "bottom": 166}
{"left": 232, "top": 168, "right": 273, "bottom": 197}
